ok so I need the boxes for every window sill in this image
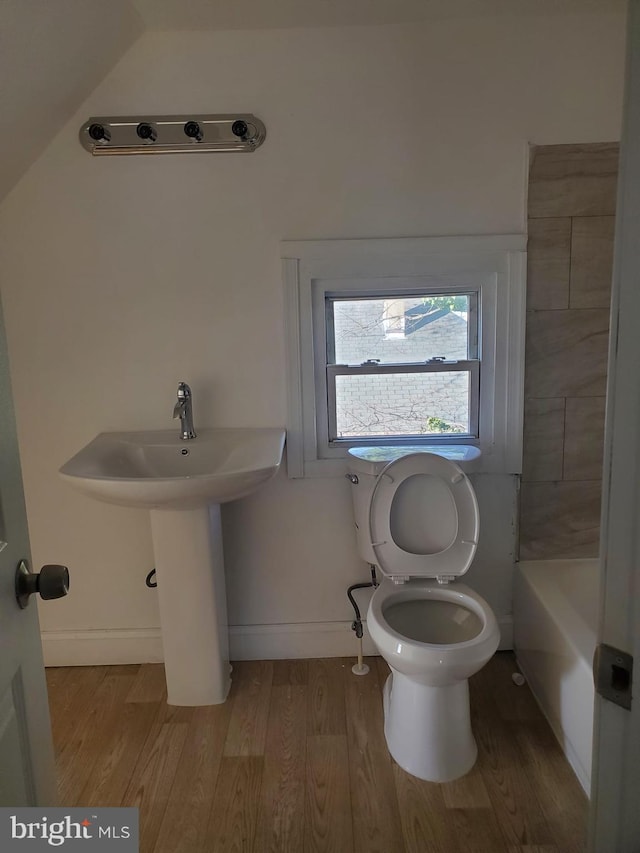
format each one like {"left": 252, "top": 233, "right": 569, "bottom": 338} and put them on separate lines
{"left": 289, "top": 444, "right": 509, "bottom": 479}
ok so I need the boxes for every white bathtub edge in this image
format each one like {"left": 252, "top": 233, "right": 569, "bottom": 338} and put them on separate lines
{"left": 514, "top": 560, "right": 596, "bottom": 797}
{"left": 516, "top": 652, "right": 591, "bottom": 795}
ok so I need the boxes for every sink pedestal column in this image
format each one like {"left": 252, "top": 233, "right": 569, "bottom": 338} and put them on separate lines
{"left": 150, "top": 505, "right": 231, "bottom": 705}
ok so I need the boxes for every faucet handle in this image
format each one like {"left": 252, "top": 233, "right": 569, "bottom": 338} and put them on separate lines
{"left": 177, "top": 381, "right": 191, "bottom": 399}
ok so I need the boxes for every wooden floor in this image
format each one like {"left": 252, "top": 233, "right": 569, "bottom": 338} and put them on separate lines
{"left": 46, "top": 652, "right": 587, "bottom": 853}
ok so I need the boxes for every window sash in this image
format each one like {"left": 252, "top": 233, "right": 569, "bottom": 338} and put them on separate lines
{"left": 325, "top": 290, "right": 479, "bottom": 364}
{"left": 326, "top": 359, "right": 480, "bottom": 444}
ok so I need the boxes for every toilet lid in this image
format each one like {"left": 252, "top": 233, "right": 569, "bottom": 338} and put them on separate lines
{"left": 368, "top": 452, "right": 479, "bottom": 581}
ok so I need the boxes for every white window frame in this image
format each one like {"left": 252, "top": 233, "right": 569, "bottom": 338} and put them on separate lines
{"left": 282, "top": 235, "right": 526, "bottom": 478}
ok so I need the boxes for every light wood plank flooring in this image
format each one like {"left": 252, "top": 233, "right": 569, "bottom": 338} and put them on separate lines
{"left": 46, "top": 652, "right": 587, "bottom": 853}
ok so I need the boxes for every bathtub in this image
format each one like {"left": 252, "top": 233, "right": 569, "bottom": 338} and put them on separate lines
{"left": 514, "top": 559, "right": 599, "bottom": 795}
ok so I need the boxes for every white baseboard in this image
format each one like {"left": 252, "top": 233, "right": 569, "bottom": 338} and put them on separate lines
{"left": 229, "top": 621, "right": 378, "bottom": 660}
{"left": 41, "top": 628, "right": 165, "bottom": 667}
{"left": 41, "top": 621, "right": 377, "bottom": 667}
{"left": 41, "top": 615, "right": 514, "bottom": 667}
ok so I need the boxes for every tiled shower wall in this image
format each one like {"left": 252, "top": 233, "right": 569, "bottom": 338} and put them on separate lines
{"left": 519, "top": 143, "right": 619, "bottom": 559}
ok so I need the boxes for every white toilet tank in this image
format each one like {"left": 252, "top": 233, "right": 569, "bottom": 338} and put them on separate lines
{"left": 346, "top": 445, "right": 481, "bottom": 566}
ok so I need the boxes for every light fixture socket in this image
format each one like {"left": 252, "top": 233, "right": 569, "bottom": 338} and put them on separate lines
{"left": 136, "top": 122, "right": 157, "bottom": 142}
{"left": 88, "top": 123, "right": 110, "bottom": 142}
{"left": 184, "top": 121, "right": 203, "bottom": 142}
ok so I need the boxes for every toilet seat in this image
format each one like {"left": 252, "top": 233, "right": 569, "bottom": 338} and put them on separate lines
{"left": 369, "top": 452, "right": 479, "bottom": 582}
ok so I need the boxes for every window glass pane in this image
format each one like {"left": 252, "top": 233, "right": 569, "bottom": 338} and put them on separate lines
{"left": 331, "top": 294, "right": 470, "bottom": 364}
{"left": 334, "top": 372, "right": 470, "bottom": 438}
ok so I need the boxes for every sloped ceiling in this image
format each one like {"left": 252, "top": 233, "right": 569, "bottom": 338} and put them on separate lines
{"left": 0, "top": 0, "right": 143, "bottom": 202}
{"left": 132, "top": 0, "right": 626, "bottom": 31}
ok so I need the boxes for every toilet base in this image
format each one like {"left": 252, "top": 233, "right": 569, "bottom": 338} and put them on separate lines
{"left": 383, "top": 671, "right": 477, "bottom": 782}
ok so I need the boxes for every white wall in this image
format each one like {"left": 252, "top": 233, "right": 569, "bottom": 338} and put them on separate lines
{"left": 0, "top": 13, "right": 625, "bottom": 661}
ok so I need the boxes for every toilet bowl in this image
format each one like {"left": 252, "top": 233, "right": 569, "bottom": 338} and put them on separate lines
{"left": 347, "top": 447, "right": 500, "bottom": 783}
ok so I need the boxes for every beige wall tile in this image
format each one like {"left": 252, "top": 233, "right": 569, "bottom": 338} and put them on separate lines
{"left": 525, "top": 309, "right": 609, "bottom": 398}
{"left": 521, "top": 143, "right": 618, "bottom": 560}
{"left": 528, "top": 143, "right": 619, "bottom": 218}
{"left": 527, "top": 218, "right": 571, "bottom": 310}
{"left": 522, "top": 398, "right": 565, "bottom": 483}
{"left": 530, "top": 143, "right": 619, "bottom": 180}
{"left": 519, "top": 481, "right": 601, "bottom": 560}
{"left": 564, "top": 397, "right": 606, "bottom": 481}
{"left": 570, "top": 216, "right": 615, "bottom": 309}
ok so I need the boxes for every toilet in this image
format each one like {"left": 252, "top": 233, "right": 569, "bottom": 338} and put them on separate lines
{"left": 347, "top": 447, "right": 500, "bottom": 783}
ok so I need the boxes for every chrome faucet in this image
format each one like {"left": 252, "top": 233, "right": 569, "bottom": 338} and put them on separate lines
{"left": 173, "top": 382, "right": 197, "bottom": 439}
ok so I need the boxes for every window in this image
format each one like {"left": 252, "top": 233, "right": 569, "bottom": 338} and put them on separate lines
{"left": 282, "top": 235, "right": 526, "bottom": 477}
{"left": 327, "top": 292, "right": 479, "bottom": 442}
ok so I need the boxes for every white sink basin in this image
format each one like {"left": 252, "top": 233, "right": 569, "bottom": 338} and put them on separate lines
{"left": 59, "top": 427, "right": 286, "bottom": 510}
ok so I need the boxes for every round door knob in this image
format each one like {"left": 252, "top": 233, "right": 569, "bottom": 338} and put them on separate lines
{"left": 15, "top": 560, "right": 69, "bottom": 609}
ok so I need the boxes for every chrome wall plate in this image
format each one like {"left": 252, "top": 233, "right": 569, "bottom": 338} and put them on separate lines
{"left": 79, "top": 114, "right": 266, "bottom": 155}
{"left": 594, "top": 642, "right": 633, "bottom": 710}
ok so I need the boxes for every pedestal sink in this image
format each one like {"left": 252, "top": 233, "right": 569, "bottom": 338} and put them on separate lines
{"left": 59, "top": 428, "right": 285, "bottom": 706}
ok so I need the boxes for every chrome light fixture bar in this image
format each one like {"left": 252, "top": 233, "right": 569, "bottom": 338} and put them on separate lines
{"left": 79, "top": 114, "right": 266, "bottom": 155}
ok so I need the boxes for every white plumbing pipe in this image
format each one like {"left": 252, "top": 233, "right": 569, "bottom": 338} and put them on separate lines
{"left": 352, "top": 637, "right": 370, "bottom": 675}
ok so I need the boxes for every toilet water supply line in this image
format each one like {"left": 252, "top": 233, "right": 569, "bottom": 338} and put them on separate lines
{"left": 347, "top": 565, "right": 378, "bottom": 676}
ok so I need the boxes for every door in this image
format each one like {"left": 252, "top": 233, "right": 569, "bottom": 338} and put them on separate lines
{"left": 0, "top": 292, "right": 57, "bottom": 806}
{"left": 589, "top": 2, "right": 640, "bottom": 850}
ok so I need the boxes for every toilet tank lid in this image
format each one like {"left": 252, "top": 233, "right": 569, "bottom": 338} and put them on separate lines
{"left": 347, "top": 445, "right": 481, "bottom": 475}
